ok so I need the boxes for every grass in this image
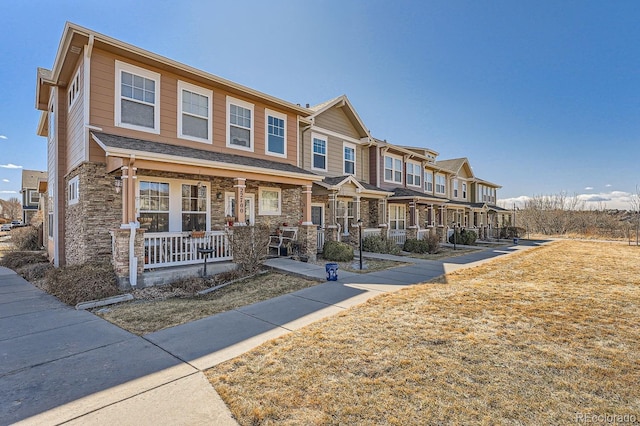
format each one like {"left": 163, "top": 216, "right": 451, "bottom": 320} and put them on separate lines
{"left": 404, "top": 245, "right": 480, "bottom": 260}
{"left": 314, "top": 257, "right": 409, "bottom": 273}
{"left": 94, "top": 272, "right": 320, "bottom": 335}
{"left": 206, "top": 240, "right": 640, "bottom": 425}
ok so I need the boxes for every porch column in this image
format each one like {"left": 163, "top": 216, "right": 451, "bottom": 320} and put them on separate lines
{"left": 326, "top": 192, "right": 338, "bottom": 242}
{"left": 111, "top": 227, "right": 145, "bottom": 289}
{"left": 299, "top": 224, "right": 318, "bottom": 262}
{"left": 119, "top": 166, "right": 128, "bottom": 225}
{"left": 234, "top": 178, "right": 246, "bottom": 225}
{"left": 301, "top": 184, "right": 313, "bottom": 225}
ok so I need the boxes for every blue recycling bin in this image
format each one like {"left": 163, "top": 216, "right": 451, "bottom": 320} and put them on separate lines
{"left": 325, "top": 263, "right": 339, "bottom": 281}
{"left": 513, "top": 237, "right": 519, "bottom": 245}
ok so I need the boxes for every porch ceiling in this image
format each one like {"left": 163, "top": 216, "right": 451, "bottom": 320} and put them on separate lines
{"left": 92, "top": 132, "right": 323, "bottom": 184}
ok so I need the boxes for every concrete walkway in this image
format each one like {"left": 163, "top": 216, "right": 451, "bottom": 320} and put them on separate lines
{"left": 0, "top": 240, "right": 544, "bottom": 425}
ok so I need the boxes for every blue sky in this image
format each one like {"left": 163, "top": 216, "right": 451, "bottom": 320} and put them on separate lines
{"left": 1, "top": 0, "right": 639, "bottom": 209}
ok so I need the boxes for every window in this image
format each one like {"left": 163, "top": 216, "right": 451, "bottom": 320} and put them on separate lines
{"left": 139, "top": 181, "right": 169, "bottom": 232}
{"left": 265, "top": 109, "right": 286, "bottom": 156}
{"left": 311, "top": 204, "right": 324, "bottom": 227}
{"left": 68, "top": 176, "right": 79, "bottom": 205}
{"left": 462, "top": 183, "right": 467, "bottom": 199}
{"left": 344, "top": 143, "right": 356, "bottom": 175}
{"left": 435, "top": 175, "right": 446, "bottom": 195}
{"left": 178, "top": 81, "right": 212, "bottom": 143}
{"left": 48, "top": 186, "right": 54, "bottom": 239}
{"left": 29, "top": 190, "right": 41, "bottom": 205}
{"left": 384, "top": 155, "right": 402, "bottom": 184}
{"left": 389, "top": 204, "right": 406, "bottom": 230}
{"left": 312, "top": 134, "right": 327, "bottom": 171}
{"left": 259, "top": 187, "right": 281, "bottom": 215}
{"left": 406, "top": 162, "right": 421, "bottom": 187}
{"left": 181, "top": 184, "right": 207, "bottom": 231}
{"left": 227, "top": 96, "right": 254, "bottom": 151}
{"left": 68, "top": 68, "right": 80, "bottom": 110}
{"left": 425, "top": 171, "right": 433, "bottom": 192}
{"left": 115, "top": 61, "right": 160, "bottom": 133}
{"left": 453, "top": 179, "right": 459, "bottom": 198}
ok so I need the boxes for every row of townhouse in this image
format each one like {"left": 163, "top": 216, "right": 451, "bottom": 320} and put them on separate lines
{"left": 36, "top": 23, "right": 511, "bottom": 287}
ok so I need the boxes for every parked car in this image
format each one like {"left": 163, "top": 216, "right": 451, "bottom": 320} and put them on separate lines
{"left": 1, "top": 224, "right": 12, "bottom": 232}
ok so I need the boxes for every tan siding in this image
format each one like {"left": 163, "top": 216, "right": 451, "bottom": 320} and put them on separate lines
{"left": 89, "top": 48, "right": 298, "bottom": 166}
{"left": 66, "top": 57, "right": 85, "bottom": 170}
{"left": 314, "top": 107, "right": 360, "bottom": 139}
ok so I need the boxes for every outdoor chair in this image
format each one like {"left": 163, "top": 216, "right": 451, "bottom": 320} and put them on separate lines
{"left": 268, "top": 227, "right": 298, "bottom": 256}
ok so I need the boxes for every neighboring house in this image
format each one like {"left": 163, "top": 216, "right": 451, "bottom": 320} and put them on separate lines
{"left": 36, "top": 23, "right": 322, "bottom": 287}
{"left": 303, "top": 96, "right": 392, "bottom": 248}
{"left": 20, "top": 170, "right": 47, "bottom": 224}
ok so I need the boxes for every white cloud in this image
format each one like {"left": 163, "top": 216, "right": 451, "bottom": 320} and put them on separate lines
{"left": 0, "top": 190, "right": 17, "bottom": 194}
{"left": 0, "top": 135, "right": 7, "bottom": 140}
{"left": 584, "top": 186, "right": 594, "bottom": 190}
{"left": 605, "top": 184, "right": 612, "bottom": 187}
{"left": 1, "top": 179, "right": 9, "bottom": 182}
{"left": 0, "top": 163, "right": 22, "bottom": 169}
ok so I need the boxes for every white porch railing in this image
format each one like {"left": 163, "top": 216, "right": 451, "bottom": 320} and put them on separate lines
{"left": 416, "top": 229, "right": 429, "bottom": 240}
{"left": 144, "top": 231, "right": 232, "bottom": 270}
{"left": 363, "top": 228, "right": 381, "bottom": 239}
{"left": 388, "top": 229, "right": 406, "bottom": 245}
{"left": 317, "top": 229, "right": 325, "bottom": 252}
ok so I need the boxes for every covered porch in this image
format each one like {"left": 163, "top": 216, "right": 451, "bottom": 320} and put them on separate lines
{"left": 93, "top": 132, "right": 323, "bottom": 287}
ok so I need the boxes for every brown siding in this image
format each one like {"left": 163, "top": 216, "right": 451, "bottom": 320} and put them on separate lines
{"left": 369, "top": 146, "right": 377, "bottom": 186}
{"left": 314, "top": 107, "right": 360, "bottom": 139}
{"left": 66, "top": 56, "right": 85, "bottom": 171}
{"left": 89, "top": 49, "right": 298, "bottom": 166}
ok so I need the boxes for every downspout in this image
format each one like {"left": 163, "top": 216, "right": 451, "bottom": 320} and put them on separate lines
{"left": 128, "top": 220, "right": 138, "bottom": 287}
{"left": 83, "top": 35, "right": 94, "bottom": 162}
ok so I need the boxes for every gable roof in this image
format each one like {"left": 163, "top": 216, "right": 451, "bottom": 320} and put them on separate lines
{"left": 435, "top": 158, "right": 470, "bottom": 174}
{"left": 308, "top": 95, "right": 372, "bottom": 140}
{"left": 21, "top": 170, "right": 47, "bottom": 190}
{"left": 316, "top": 175, "right": 392, "bottom": 195}
{"left": 91, "top": 132, "right": 322, "bottom": 181}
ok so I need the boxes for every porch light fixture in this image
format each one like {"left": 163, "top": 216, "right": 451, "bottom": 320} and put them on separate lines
{"left": 216, "top": 191, "right": 222, "bottom": 200}
{"left": 114, "top": 176, "right": 122, "bottom": 194}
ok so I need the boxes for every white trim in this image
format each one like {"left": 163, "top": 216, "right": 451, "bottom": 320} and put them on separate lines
{"left": 114, "top": 60, "right": 160, "bottom": 134}
{"left": 383, "top": 153, "right": 403, "bottom": 184}
{"left": 343, "top": 141, "right": 356, "bottom": 175}
{"left": 264, "top": 108, "right": 287, "bottom": 158}
{"left": 67, "top": 67, "right": 80, "bottom": 111}
{"left": 226, "top": 192, "right": 256, "bottom": 225}
{"left": 453, "top": 179, "right": 459, "bottom": 198}
{"left": 310, "top": 125, "right": 364, "bottom": 145}
{"left": 28, "top": 189, "right": 40, "bottom": 205}
{"left": 311, "top": 132, "right": 328, "bottom": 172}
{"left": 83, "top": 36, "right": 93, "bottom": 163}
{"left": 226, "top": 96, "right": 254, "bottom": 152}
{"left": 435, "top": 174, "right": 446, "bottom": 195}
{"left": 68, "top": 175, "right": 79, "bottom": 206}
{"left": 177, "top": 80, "right": 212, "bottom": 144}
{"left": 258, "top": 186, "right": 281, "bottom": 215}
{"left": 424, "top": 170, "right": 433, "bottom": 193}
{"left": 311, "top": 202, "right": 324, "bottom": 228}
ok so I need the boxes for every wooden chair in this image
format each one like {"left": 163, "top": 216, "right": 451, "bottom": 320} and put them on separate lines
{"left": 268, "top": 227, "right": 298, "bottom": 256}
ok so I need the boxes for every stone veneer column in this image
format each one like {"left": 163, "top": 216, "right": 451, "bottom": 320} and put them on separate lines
{"left": 298, "top": 224, "right": 317, "bottom": 262}
{"left": 326, "top": 225, "right": 339, "bottom": 243}
{"left": 406, "top": 226, "right": 418, "bottom": 241}
{"left": 111, "top": 228, "right": 145, "bottom": 289}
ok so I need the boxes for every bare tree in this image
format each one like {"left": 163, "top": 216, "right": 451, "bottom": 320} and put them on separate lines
{"left": 629, "top": 185, "right": 640, "bottom": 245}
{"left": 4, "top": 197, "right": 22, "bottom": 221}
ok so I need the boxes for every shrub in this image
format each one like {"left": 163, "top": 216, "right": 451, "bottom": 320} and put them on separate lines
{"left": 228, "top": 225, "right": 271, "bottom": 274}
{"left": 46, "top": 262, "right": 120, "bottom": 305}
{"left": 449, "top": 229, "right": 477, "bottom": 246}
{"left": 9, "top": 226, "right": 41, "bottom": 251}
{"left": 362, "top": 235, "right": 402, "bottom": 255}
{"left": 0, "top": 250, "right": 48, "bottom": 270}
{"left": 19, "top": 262, "right": 53, "bottom": 282}
{"left": 425, "top": 233, "right": 441, "bottom": 254}
{"left": 323, "top": 241, "right": 354, "bottom": 262}
{"left": 171, "top": 277, "right": 207, "bottom": 293}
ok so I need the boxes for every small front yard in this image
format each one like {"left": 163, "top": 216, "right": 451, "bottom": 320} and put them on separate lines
{"left": 403, "top": 245, "right": 480, "bottom": 260}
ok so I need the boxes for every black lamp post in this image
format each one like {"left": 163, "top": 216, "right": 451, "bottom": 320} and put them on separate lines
{"left": 452, "top": 221, "right": 457, "bottom": 250}
{"left": 357, "top": 218, "right": 363, "bottom": 270}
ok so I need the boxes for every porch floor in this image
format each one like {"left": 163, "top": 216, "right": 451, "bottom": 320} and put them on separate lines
{"left": 142, "top": 261, "right": 237, "bottom": 287}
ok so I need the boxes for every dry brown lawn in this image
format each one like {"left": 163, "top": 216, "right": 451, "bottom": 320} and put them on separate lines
{"left": 95, "top": 272, "right": 319, "bottom": 335}
{"left": 207, "top": 240, "right": 640, "bottom": 425}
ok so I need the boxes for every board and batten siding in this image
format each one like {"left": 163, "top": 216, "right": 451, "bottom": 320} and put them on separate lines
{"left": 88, "top": 49, "right": 298, "bottom": 166}
{"left": 66, "top": 56, "right": 86, "bottom": 172}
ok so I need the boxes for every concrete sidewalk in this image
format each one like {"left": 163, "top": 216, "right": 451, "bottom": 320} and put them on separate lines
{"left": 1, "top": 239, "right": 544, "bottom": 424}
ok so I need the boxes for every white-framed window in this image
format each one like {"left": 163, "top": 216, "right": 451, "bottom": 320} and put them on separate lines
{"left": 406, "top": 161, "right": 422, "bottom": 187}
{"left": 181, "top": 184, "right": 207, "bottom": 231}
{"left": 425, "top": 171, "right": 433, "bottom": 192}
{"left": 384, "top": 154, "right": 403, "bottom": 184}
{"left": 343, "top": 142, "right": 356, "bottom": 175}
{"left": 178, "top": 81, "right": 212, "bottom": 143}
{"left": 389, "top": 204, "right": 406, "bottom": 230}
{"left": 462, "top": 183, "right": 467, "bottom": 199}
{"left": 265, "top": 109, "right": 287, "bottom": 157}
{"left": 312, "top": 133, "right": 327, "bottom": 171}
{"left": 139, "top": 181, "right": 170, "bottom": 232}
{"left": 226, "top": 96, "right": 254, "bottom": 151}
{"left": 435, "top": 174, "right": 446, "bottom": 195}
{"left": 259, "top": 187, "right": 281, "bottom": 215}
{"left": 115, "top": 61, "right": 160, "bottom": 134}
{"left": 29, "top": 190, "right": 41, "bottom": 205}
{"left": 68, "top": 176, "right": 79, "bottom": 205}
{"left": 453, "top": 179, "right": 459, "bottom": 198}
{"left": 68, "top": 68, "right": 80, "bottom": 110}
{"left": 311, "top": 203, "right": 324, "bottom": 228}
{"left": 47, "top": 186, "right": 54, "bottom": 238}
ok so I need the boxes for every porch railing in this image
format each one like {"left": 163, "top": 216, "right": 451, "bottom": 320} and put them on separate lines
{"left": 388, "top": 229, "right": 406, "bottom": 245}
{"left": 416, "top": 229, "right": 429, "bottom": 240}
{"left": 363, "top": 228, "right": 381, "bottom": 239}
{"left": 144, "top": 231, "right": 232, "bottom": 270}
{"left": 317, "top": 229, "right": 325, "bottom": 252}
